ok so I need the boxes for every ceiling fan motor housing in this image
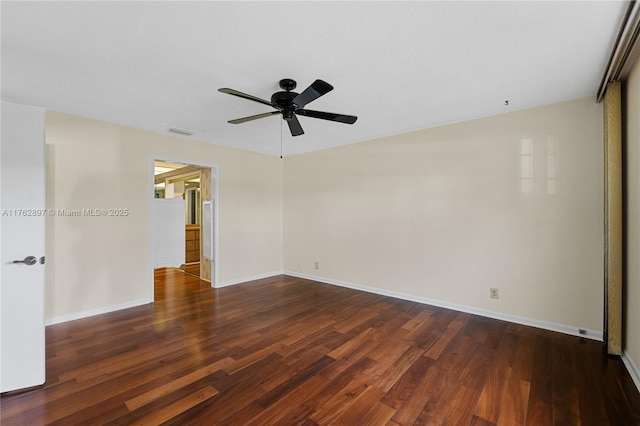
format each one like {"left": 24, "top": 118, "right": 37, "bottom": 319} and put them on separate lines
{"left": 271, "top": 90, "right": 298, "bottom": 120}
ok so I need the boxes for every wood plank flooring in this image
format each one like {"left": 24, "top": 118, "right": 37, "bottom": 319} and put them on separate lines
{"left": 2, "top": 269, "right": 640, "bottom": 425}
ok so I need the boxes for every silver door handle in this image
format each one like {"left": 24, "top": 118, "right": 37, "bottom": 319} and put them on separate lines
{"left": 12, "top": 256, "right": 37, "bottom": 265}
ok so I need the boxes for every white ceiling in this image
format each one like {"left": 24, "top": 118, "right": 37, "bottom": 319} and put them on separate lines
{"left": 1, "top": 1, "right": 626, "bottom": 157}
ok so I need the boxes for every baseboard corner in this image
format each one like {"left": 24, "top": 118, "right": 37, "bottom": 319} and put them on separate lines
{"left": 621, "top": 351, "right": 640, "bottom": 393}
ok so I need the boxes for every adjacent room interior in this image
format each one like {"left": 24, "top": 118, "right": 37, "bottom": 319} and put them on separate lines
{"left": 152, "top": 160, "right": 215, "bottom": 283}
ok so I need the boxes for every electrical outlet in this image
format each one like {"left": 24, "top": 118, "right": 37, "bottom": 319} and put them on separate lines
{"left": 490, "top": 288, "right": 499, "bottom": 299}
{"left": 314, "top": 262, "right": 319, "bottom": 270}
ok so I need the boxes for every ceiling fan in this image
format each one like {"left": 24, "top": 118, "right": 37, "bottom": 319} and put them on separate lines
{"left": 218, "top": 79, "right": 357, "bottom": 137}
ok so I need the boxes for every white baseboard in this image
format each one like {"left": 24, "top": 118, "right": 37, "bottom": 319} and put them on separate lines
{"left": 45, "top": 298, "right": 151, "bottom": 326}
{"left": 44, "top": 271, "right": 285, "bottom": 325}
{"left": 217, "top": 270, "right": 283, "bottom": 288}
{"left": 284, "top": 271, "right": 603, "bottom": 342}
{"left": 43, "top": 270, "right": 605, "bottom": 344}
{"left": 622, "top": 351, "right": 640, "bottom": 393}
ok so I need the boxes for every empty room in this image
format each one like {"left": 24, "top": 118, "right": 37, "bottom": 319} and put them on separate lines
{"left": 2, "top": 1, "right": 640, "bottom": 425}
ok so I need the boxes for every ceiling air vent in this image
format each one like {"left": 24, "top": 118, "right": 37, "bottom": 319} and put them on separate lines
{"left": 168, "top": 128, "right": 194, "bottom": 136}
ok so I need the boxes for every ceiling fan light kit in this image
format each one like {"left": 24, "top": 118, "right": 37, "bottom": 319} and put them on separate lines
{"left": 218, "top": 79, "right": 357, "bottom": 137}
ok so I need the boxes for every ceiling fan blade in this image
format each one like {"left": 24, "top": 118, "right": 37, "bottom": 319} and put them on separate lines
{"left": 296, "top": 109, "right": 358, "bottom": 124}
{"left": 228, "top": 111, "right": 280, "bottom": 124}
{"left": 218, "top": 88, "right": 279, "bottom": 109}
{"left": 286, "top": 115, "right": 304, "bottom": 137}
{"left": 292, "top": 79, "right": 333, "bottom": 109}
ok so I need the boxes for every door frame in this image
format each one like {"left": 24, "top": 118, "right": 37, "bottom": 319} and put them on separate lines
{"left": 148, "top": 157, "right": 219, "bottom": 301}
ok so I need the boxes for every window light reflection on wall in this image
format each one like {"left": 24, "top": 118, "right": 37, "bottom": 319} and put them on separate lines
{"left": 520, "top": 138, "right": 533, "bottom": 194}
{"left": 546, "top": 138, "right": 557, "bottom": 195}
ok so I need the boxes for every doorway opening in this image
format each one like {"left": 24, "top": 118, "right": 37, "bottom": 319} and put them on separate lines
{"left": 151, "top": 159, "right": 218, "bottom": 299}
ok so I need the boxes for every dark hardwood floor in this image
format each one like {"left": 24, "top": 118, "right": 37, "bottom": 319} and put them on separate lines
{"left": 2, "top": 269, "right": 639, "bottom": 425}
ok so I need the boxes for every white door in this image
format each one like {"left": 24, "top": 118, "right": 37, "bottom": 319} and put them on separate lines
{"left": 0, "top": 101, "right": 46, "bottom": 392}
{"left": 152, "top": 197, "right": 186, "bottom": 268}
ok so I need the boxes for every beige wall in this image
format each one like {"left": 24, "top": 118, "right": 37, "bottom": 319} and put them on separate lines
{"left": 284, "top": 97, "right": 604, "bottom": 333}
{"left": 45, "top": 112, "right": 283, "bottom": 322}
{"left": 624, "top": 55, "right": 640, "bottom": 383}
